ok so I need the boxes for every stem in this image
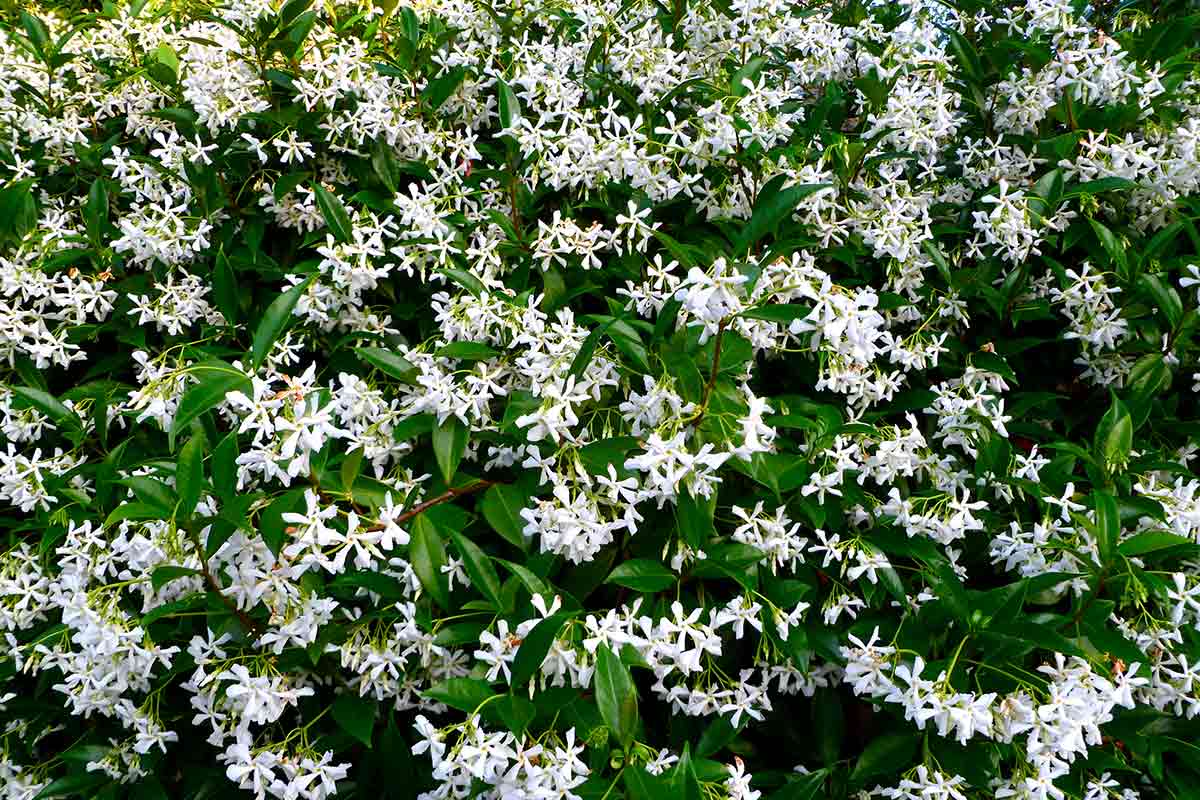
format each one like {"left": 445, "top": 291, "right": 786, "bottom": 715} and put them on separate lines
{"left": 368, "top": 479, "right": 495, "bottom": 531}
{"left": 187, "top": 525, "right": 264, "bottom": 638}
{"left": 941, "top": 634, "right": 970, "bottom": 687}
{"left": 600, "top": 767, "right": 626, "bottom": 800}
{"left": 689, "top": 318, "right": 728, "bottom": 430}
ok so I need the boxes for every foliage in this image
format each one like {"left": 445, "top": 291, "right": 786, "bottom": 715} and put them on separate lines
{"left": 0, "top": 0, "right": 1199, "bottom": 799}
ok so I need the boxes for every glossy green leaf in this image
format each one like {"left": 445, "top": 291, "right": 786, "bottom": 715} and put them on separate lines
{"left": 312, "top": 183, "right": 354, "bottom": 243}
{"left": 410, "top": 513, "right": 450, "bottom": 608}
{"left": 332, "top": 693, "right": 377, "bottom": 747}
{"left": 509, "top": 612, "right": 571, "bottom": 687}
{"left": 250, "top": 279, "right": 314, "bottom": 372}
{"left": 432, "top": 416, "right": 469, "bottom": 485}
{"left": 595, "top": 643, "right": 638, "bottom": 747}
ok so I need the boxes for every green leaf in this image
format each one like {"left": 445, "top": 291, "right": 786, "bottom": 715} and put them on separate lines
{"left": 767, "top": 771, "right": 826, "bottom": 800}
{"left": 436, "top": 341, "right": 501, "bottom": 361}
{"left": 1139, "top": 273, "right": 1183, "bottom": 329}
{"left": 670, "top": 744, "right": 703, "bottom": 800}
{"left": 943, "top": 27, "right": 983, "bottom": 84}
{"left": 33, "top": 773, "right": 110, "bottom": 800}
{"left": 696, "top": 715, "right": 743, "bottom": 758}
{"left": 448, "top": 529, "right": 503, "bottom": 609}
{"left": 154, "top": 42, "right": 179, "bottom": 77}
{"left": 509, "top": 612, "right": 571, "bottom": 687}
{"left": 9, "top": 386, "right": 83, "bottom": 434}
{"left": 20, "top": 12, "right": 50, "bottom": 56}
{"left": 332, "top": 693, "right": 377, "bottom": 747}
{"left": 624, "top": 767, "right": 670, "bottom": 800}
{"left": 992, "top": 619, "right": 1086, "bottom": 657}
{"left": 1064, "top": 177, "right": 1139, "bottom": 199}
{"left": 105, "top": 502, "right": 170, "bottom": 527}
{"left": 812, "top": 687, "right": 843, "bottom": 766}
{"left": 1088, "top": 219, "right": 1127, "bottom": 275}
{"left": 738, "top": 304, "right": 811, "bottom": 323}
{"left": 330, "top": 570, "right": 408, "bottom": 600}
{"left": 605, "top": 559, "right": 676, "bottom": 592}
{"left": 259, "top": 487, "right": 306, "bottom": 555}
{"left": 595, "top": 643, "right": 638, "bottom": 747}
{"left": 250, "top": 278, "right": 314, "bottom": 372}
{"left": 213, "top": 247, "right": 239, "bottom": 325}
{"left": 497, "top": 78, "right": 521, "bottom": 129}
{"left": 735, "top": 177, "right": 833, "bottom": 253}
{"left": 211, "top": 430, "right": 239, "bottom": 500}
{"left": 340, "top": 447, "right": 364, "bottom": 496}
{"left": 118, "top": 476, "right": 175, "bottom": 510}
{"left": 171, "top": 361, "right": 251, "bottom": 450}
{"left": 432, "top": 416, "right": 469, "bottom": 485}
{"left": 493, "top": 693, "right": 536, "bottom": 736}
{"left": 675, "top": 487, "right": 715, "bottom": 550}
{"left": 355, "top": 346, "right": 415, "bottom": 381}
{"left": 370, "top": 140, "right": 398, "bottom": 193}
{"left": 312, "top": 183, "right": 354, "bottom": 243}
{"left": 923, "top": 240, "right": 953, "bottom": 285}
{"left": 929, "top": 559, "right": 970, "bottom": 623}
{"left": 1092, "top": 490, "right": 1119, "bottom": 566}
{"left": 0, "top": 179, "right": 37, "bottom": 246}
{"left": 850, "top": 732, "right": 917, "bottom": 784}
{"left": 175, "top": 434, "right": 206, "bottom": 520}
{"left": 61, "top": 745, "right": 116, "bottom": 764}
{"left": 424, "top": 677, "right": 495, "bottom": 712}
{"left": 150, "top": 565, "right": 200, "bottom": 590}
{"left": 606, "top": 318, "right": 651, "bottom": 373}
{"left": 440, "top": 266, "right": 486, "bottom": 297}
{"left": 568, "top": 322, "right": 612, "bottom": 379}
{"left": 278, "top": 0, "right": 314, "bottom": 26}
{"left": 481, "top": 484, "right": 530, "bottom": 551}
{"left": 1031, "top": 168, "right": 1064, "bottom": 209}
{"left": 1119, "top": 530, "right": 1196, "bottom": 556}
{"left": 424, "top": 66, "right": 467, "bottom": 111}
{"left": 1093, "top": 393, "right": 1133, "bottom": 473}
{"left": 410, "top": 513, "right": 450, "bottom": 608}
{"left": 85, "top": 178, "right": 109, "bottom": 247}
{"left": 495, "top": 558, "right": 553, "bottom": 599}
{"left": 730, "top": 56, "right": 767, "bottom": 96}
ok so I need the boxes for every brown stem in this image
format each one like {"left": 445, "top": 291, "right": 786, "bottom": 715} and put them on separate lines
{"left": 368, "top": 479, "right": 495, "bottom": 531}
{"left": 202, "top": 563, "right": 264, "bottom": 638}
{"left": 188, "top": 526, "right": 264, "bottom": 638}
{"left": 689, "top": 319, "right": 728, "bottom": 429}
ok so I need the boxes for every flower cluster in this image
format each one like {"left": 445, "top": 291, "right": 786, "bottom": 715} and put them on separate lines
{"left": 0, "top": 0, "right": 1199, "bottom": 799}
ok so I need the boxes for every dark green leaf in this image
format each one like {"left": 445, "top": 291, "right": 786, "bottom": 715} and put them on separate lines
{"left": 595, "top": 643, "right": 638, "bottom": 747}
{"left": 850, "top": 732, "right": 918, "bottom": 784}
{"left": 250, "top": 278, "right": 314, "bottom": 372}
{"left": 509, "top": 612, "right": 571, "bottom": 687}
{"left": 481, "top": 484, "right": 530, "bottom": 551}
{"left": 355, "top": 346, "right": 415, "bottom": 381}
{"left": 424, "top": 66, "right": 467, "bottom": 111}
{"left": 332, "top": 693, "right": 377, "bottom": 747}
{"left": 312, "top": 183, "right": 354, "bottom": 243}
{"left": 410, "top": 513, "right": 450, "bottom": 608}
{"left": 605, "top": 559, "right": 676, "bottom": 592}
{"left": 432, "top": 417, "right": 469, "bottom": 485}
{"left": 175, "top": 434, "right": 205, "bottom": 520}
{"left": 448, "top": 529, "right": 504, "bottom": 609}
{"left": 171, "top": 361, "right": 252, "bottom": 450}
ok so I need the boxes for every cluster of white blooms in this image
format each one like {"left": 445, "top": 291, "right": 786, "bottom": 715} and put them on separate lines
{"left": 0, "top": 0, "right": 1199, "bottom": 797}
{"left": 411, "top": 715, "right": 591, "bottom": 800}
{"left": 844, "top": 632, "right": 1148, "bottom": 800}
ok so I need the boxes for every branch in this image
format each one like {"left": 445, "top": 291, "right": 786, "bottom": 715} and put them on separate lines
{"left": 187, "top": 526, "right": 264, "bottom": 638}
{"left": 201, "top": 562, "right": 264, "bottom": 639}
{"left": 689, "top": 318, "right": 728, "bottom": 429}
{"left": 369, "top": 479, "right": 495, "bottom": 531}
